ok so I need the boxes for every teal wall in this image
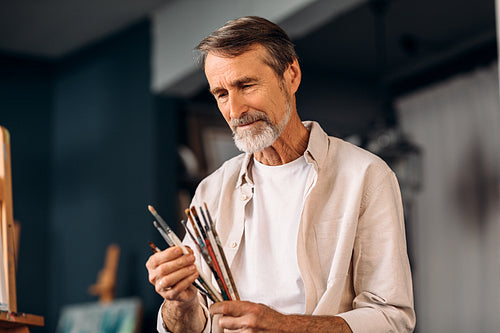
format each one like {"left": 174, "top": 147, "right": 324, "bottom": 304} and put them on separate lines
{"left": 0, "top": 20, "right": 179, "bottom": 332}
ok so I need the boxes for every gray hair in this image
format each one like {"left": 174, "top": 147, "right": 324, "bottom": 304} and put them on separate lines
{"left": 195, "top": 16, "right": 298, "bottom": 78}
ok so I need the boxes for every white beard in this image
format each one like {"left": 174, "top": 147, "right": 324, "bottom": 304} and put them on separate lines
{"left": 231, "top": 100, "right": 291, "bottom": 154}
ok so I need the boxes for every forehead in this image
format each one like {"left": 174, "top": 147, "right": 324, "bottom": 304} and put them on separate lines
{"left": 204, "top": 46, "right": 275, "bottom": 85}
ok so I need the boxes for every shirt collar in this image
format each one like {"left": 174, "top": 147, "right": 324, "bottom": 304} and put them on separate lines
{"left": 236, "top": 120, "right": 330, "bottom": 188}
{"left": 303, "top": 121, "right": 329, "bottom": 170}
{"left": 236, "top": 153, "right": 254, "bottom": 188}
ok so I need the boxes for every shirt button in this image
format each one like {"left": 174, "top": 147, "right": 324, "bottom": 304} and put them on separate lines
{"left": 240, "top": 194, "right": 248, "bottom": 201}
{"left": 230, "top": 241, "right": 238, "bottom": 248}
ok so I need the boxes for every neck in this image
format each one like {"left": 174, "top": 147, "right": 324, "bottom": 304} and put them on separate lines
{"left": 253, "top": 112, "right": 309, "bottom": 166}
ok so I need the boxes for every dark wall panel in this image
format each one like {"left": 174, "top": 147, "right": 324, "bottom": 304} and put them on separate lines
{"left": 48, "top": 20, "right": 174, "bottom": 332}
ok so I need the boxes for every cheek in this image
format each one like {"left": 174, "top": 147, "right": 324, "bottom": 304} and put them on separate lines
{"left": 258, "top": 88, "right": 283, "bottom": 116}
{"left": 264, "top": 98, "right": 284, "bottom": 123}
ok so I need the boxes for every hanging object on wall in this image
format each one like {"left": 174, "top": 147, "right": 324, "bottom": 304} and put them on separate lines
{"left": 365, "top": 0, "right": 422, "bottom": 192}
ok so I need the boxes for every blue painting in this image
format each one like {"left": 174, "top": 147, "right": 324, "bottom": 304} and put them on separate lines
{"left": 57, "top": 298, "right": 142, "bottom": 333}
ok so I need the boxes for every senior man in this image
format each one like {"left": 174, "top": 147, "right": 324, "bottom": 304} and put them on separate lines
{"left": 146, "top": 16, "right": 415, "bottom": 333}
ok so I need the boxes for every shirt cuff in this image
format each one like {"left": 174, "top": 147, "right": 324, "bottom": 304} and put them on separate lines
{"left": 336, "top": 308, "right": 388, "bottom": 333}
{"left": 156, "top": 300, "right": 212, "bottom": 333}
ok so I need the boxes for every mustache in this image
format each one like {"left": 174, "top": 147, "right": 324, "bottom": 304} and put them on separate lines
{"left": 230, "top": 111, "right": 271, "bottom": 128}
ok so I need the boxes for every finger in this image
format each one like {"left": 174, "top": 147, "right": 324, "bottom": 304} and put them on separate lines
{"left": 146, "top": 246, "right": 185, "bottom": 270}
{"left": 162, "top": 272, "right": 199, "bottom": 300}
{"left": 156, "top": 264, "right": 198, "bottom": 292}
{"left": 210, "top": 301, "right": 231, "bottom": 316}
{"left": 211, "top": 301, "right": 272, "bottom": 331}
{"left": 210, "top": 301, "right": 252, "bottom": 317}
{"left": 170, "top": 270, "right": 199, "bottom": 293}
{"left": 150, "top": 251, "right": 196, "bottom": 284}
{"left": 217, "top": 311, "right": 264, "bottom": 331}
{"left": 217, "top": 315, "right": 249, "bottom": 331}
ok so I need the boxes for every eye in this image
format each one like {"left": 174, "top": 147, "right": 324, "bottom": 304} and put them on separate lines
{"left": 216, "top": 92, "right": 228, "bottom": 102}
{"left": 242, "top": 84, "right": 253, "bottom": 90}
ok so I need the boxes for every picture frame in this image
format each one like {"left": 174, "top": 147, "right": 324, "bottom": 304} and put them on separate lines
{"left": 185, "top": 107, "right": 240, "bottom": 176}
{"left": 201, "top": 126, "right": 240, "bottom": 174}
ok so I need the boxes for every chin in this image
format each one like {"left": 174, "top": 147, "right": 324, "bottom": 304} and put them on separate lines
{"left": 234, "top": 134, "right": 276, "bottom": 154}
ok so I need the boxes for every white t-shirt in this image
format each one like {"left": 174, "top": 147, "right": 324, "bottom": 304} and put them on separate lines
{"left": 231, "top": 155, "right": 315, "bottom": 314}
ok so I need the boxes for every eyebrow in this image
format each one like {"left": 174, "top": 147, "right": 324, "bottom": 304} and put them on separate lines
{"left": 209, "top": 76, "right": 259, "bottom": 96}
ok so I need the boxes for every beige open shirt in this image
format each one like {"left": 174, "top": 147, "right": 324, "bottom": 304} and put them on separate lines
{"left": 159, "top": 121, "right": 415, "bottom": 332}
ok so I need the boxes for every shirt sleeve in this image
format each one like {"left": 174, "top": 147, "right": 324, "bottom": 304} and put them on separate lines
{"left": 337, "top": 171, "right": 415, "bottom": 332}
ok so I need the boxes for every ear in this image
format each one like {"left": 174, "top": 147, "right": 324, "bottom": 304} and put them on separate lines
{"left": 284, "top": 58, "right": 301, "bottom": 95}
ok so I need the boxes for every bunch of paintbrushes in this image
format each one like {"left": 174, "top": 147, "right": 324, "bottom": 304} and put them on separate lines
{"left": 148, "top": 204, "right": 239, "bottom": 303}
{"left": 183, "top": 204, "right": 240, "bottom": 302}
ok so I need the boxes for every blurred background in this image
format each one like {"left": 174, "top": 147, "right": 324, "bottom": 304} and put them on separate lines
{"left": 0, "top": 0, "right": 499, "bottom": 332}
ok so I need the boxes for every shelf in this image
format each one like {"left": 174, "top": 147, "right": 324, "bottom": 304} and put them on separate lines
{"left": 0, "top": 311, "right": 44, "bottom": 328}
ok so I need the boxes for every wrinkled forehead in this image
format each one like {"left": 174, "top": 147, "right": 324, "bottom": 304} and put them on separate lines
{"left": 206, "top": 47, "right": 269, "bottom": 74}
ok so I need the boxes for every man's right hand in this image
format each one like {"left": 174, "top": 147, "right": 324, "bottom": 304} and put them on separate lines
{"left": 146, "top": 245, "right": 199, "bottom": 302}
{"left": 146, "top": 246, "right": 206, "bottom": 333}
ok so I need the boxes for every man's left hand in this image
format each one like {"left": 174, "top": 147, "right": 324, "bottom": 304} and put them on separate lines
{"left": 210, "top": 301, "right": 352, "bottom": 332}
{"left": 210, "top": 300, "right": 284, "bottom": 332}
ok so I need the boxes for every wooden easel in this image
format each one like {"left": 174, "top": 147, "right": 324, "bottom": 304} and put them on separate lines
{"left": 88, "top": 244, "right": 120, "bottom": 303}
{"left": 0, "top": 126, "right": 44, "bottom": 332}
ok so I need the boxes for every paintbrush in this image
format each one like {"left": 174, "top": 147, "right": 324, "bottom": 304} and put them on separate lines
{"left": 147, "top": 205, "right": 223, "bottom": 302}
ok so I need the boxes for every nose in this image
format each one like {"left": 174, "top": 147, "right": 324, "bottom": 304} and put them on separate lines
{"left": 228, "top": 92, "right": 247, "bottom": 120}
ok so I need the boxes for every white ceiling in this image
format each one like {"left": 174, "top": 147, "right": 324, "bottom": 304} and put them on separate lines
{"left": 0, "top": 0, "right": 172, "bottom": 58}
